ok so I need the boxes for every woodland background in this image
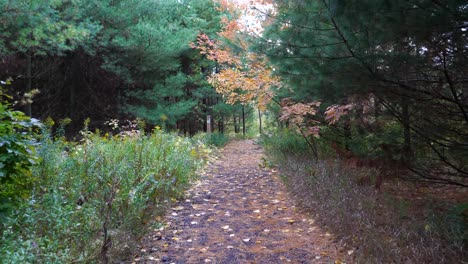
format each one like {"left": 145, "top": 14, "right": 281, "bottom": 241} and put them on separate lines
{"left": 0, "top": 0, "right": 466, "bottom": 263}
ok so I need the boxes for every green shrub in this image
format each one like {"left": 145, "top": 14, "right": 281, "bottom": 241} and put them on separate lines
{"left": 0, "top": 85, "right": 41, "bottom": 216}
{"left": 0, "top": 130, "right": 207, "bottom": 263}
{"left": 260, "top": 129, "right": 313, "bottom": 162}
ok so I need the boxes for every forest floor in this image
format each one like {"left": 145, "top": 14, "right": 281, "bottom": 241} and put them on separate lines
{"left": 133, "top": 140, "right": 348, "bottom": 263}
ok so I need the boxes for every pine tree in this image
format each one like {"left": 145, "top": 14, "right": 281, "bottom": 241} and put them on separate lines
{"left": 263, "top": 0, "right": 468, "bottom": 186}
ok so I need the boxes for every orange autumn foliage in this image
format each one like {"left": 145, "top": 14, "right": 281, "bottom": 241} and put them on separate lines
{"left": 279, "top": 98, "right": 321, "bottom": 137}
{"left": 191, "top": 22, "right": 279, "bottom": 110}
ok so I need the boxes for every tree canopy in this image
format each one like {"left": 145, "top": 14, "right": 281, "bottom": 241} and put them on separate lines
{"left": 0, "top": 0, "right": 228, "bottom": 135}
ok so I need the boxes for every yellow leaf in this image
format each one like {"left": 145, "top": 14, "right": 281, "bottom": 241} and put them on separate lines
{"left": 172, "top": 206, "right": 184, "bottom": 211}
{"left": 425, "top": 224, "right": 431, "bottom": 232}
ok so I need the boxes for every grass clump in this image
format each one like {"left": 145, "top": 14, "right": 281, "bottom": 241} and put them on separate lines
{"left": 0, "top": 129, "right": 207, "bottom": 263}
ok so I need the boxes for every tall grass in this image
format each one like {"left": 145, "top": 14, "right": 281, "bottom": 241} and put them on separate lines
{"left": 0, "top": 130, "right": 207, "bottom": 263}
{"left": 261, "top": 131, "right": 467, "bottom": 263}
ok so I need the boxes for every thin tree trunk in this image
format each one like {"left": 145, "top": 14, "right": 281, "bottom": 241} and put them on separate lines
{"left": 207, "top": 115, "right": 211, "bottom": 134}
{"left": 402, "top": 98, "right": 412, "bottom": 162}
{"left": 218, "top": 115, "right": 224, "bottom": 133}
{"left": 26, "top": 50, "right": 32, "bottom": 116}
{"left": 402, "top": 48, "right": 412, "bottom": 162}
{"left": 233, "top": 114, "right": 238, "bottom": 133}
{"left": 242, "top": 104, "right": 246, "bottom": 136}
{"left": 343, "top": 117, "right": 351, "bottom": 151}
{"left": 258, "top": 108, "right": 262, "bottom": 135}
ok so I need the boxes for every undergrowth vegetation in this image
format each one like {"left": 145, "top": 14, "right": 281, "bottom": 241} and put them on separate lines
{"left": 0, "top": 85, "right": 41, "bottom": 216}
{"left": 192, "top": 132, "right": 229, "bottom": 148}
{"left": 261, "top": 130, "right": 467, "bottom": 263}
{"left": 0, "top": 125, "right": 208, "bottom": 263}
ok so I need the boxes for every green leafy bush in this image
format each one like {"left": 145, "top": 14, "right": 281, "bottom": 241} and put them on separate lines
{"left": 0, "top": 129, "right": 207, "bottom": 263}
{"left": 0, "top": 85, "right": 40, "bottom": 215}
{"left": 260, "top": 129, "right": 313, "bottom": 161}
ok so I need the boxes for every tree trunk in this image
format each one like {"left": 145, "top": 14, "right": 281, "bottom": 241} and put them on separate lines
{"left": 234, "top": 114, "right": 238, "bottom": 133}
{"left": 258, "top": 108, "right": 262, "bottom": 135}
{"left": 218, "top": 115, "right": 224, "bottom": 133}
{"left": 206, "top": 115, "right": 211, "bottom": 134}
{"left": 242, "top": 105, "right": 246, "bottom": 136}
{"left": 26, "top": 50, "right": 32, "bottom": 116}
{"left": 402, "top": 99, "right": 412, "bottom": 162}
{"left": 343, "top": 117, "right": 351, "bottom": 151}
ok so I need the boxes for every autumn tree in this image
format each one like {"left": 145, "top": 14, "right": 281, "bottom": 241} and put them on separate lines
{"left": 191, "top": 0, "right": 280, "bottom": 135}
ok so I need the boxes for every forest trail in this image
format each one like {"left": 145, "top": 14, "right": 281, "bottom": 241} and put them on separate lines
{"left": 134, "top": 140, "right": 346, "bottom": 263}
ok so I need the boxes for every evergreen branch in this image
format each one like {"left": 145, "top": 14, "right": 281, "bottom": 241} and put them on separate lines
{"left": 256, "top": 36, "right": 344, "bottom": 49}
{"left": 284, "top": 41, "right": 345, "bottom": 49}
{"left": 252, "top": 6, "right": 335, "bottom": 32}
{"left": 269, "top": 55, "right": 353, "bottom": 60}
{"left": 379, "top": 99, "right": 468, "bottom": 180}
{"left": 442, "top": 51, "right": 468, "bottom": 122}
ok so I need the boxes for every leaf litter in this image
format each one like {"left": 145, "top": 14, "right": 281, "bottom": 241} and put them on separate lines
{"left": 135, "top": 140, "right": 348, "bottom": 263}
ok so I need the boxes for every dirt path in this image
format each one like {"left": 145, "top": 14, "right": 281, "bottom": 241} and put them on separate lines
{"left": 134, "top": 140, "right": 345, "bottom": 263}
